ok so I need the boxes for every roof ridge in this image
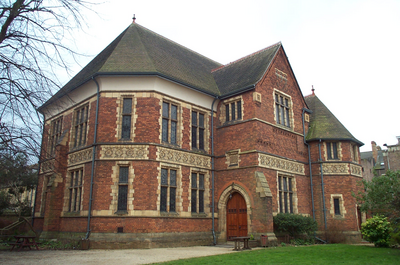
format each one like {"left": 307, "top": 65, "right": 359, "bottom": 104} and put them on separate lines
{"left": 211, "top": 42, "right": 281, "bottom": 73}
{"left": 132, "top": 23, "right": 222, "bottom": 66}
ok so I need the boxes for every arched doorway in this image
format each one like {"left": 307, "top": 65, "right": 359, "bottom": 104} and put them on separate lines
{"left": 226, "top": 192, "right": 248, "bottom": 240}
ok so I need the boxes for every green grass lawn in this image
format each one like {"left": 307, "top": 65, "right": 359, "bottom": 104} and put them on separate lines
{"left": 158, "top": 244, "right": 400, "bottom": 265}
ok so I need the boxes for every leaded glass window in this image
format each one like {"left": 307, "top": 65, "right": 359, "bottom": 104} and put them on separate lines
{"left": 160, "top": 168, "right": 177, "bottom": 212}
{"left": 74, "top": 105, "right": 89, "bottom": 148}
{"left": 327, "top": 142, "right": 339, "bottom": 160}
{"left": 121, "top": 98, "right": 132, "bottom": 139}
{"left": 225, "top": 99, "right": 242, "bottom": 122}
{"left": 191, "top": 172, "right": 205, "bottom": 213}
{"left": 49, "top": 117, "right": 62, "bottom": 157}
{"left": 334, "top": 198, "right": 340, "bottom": 215}
{"left": 162, "top": 102, "right": 178, "bottom": 145}
{"left": 275, "top": 93, "right": 291, "bottom": 128}
{"left": 117, "top": 166, "right": 129, "bottom": 211}
{"left": 278, "top": 175, "right": 293, "bottom": 213}
{"left": 192, "top": 111, "right": 205, "bottom": 150}
{"left": 69, "top": 169, "right": 83, "bottom": 212}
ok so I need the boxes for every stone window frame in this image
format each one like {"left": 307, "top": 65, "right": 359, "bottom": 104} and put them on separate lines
{"left": 351, "top": 144, "right": 359, "bottom": 163}
{"left": 109, "top": 161, "right": 135, "bottom": 215}
{"left": 161, "top": 99, "right": 182, "bottom": 147}
{"left": 191, "top": 107, "right": 209, "bottom": 152}
{"left": 158, "top": 164, "right": 182, "bottom": 215}
{"left": 66, "top": 167, "right": 84, "bottom": 212}
{"left": 118, "top": 95, "right": 136, "bottom": 141}
{"left": 276, "top": 173, "right": 298, "bottom": 214}
{"left": 71, "top": 104, "right": 89, "bottom": 149}
{"left": 330, "top": 194, "right": 346, "bottom": 219}
{"left": 273, "top": 89, "right": 293, "bottom": 129}
{"left": 189, "top": 168, "right": 209, "bottom": 216}
{"left": 48, "top": 116, "right": 63, "bottom": 157}
{"left": 220, "top": 95, "right": 243, "bottom": 124}
{"left": 325, "top": 142, "right": 342, "bottom": 161}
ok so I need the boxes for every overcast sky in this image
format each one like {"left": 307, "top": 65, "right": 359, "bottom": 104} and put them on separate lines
{"left": 66, "top": 0, "right": 400, "bottom": 152}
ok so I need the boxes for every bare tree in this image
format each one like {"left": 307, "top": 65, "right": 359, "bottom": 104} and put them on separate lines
{"left": 0, "top": 0, "right": 95, "bottom": 160}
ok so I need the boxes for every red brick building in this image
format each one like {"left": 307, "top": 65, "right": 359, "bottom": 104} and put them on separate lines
{"left": 34, "top": 22, "right": 364, "bottom": 248}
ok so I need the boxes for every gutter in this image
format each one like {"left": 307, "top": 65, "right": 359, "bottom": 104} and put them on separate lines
{"left": 318, "top": 139, "right": 328, "bottom": 231}
{"left": 85, "top": 77, "right": 100, "bottom": 240}
{"left": 302, "top": 108, "right": 315, "bottom": 221}
{"left": 210, "top": 96, "right": 219, "bottom": 245}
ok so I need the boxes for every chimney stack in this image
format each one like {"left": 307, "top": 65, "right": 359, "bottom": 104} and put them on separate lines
{"left": 371, "top": 141, "right": 378, "bottom": 164}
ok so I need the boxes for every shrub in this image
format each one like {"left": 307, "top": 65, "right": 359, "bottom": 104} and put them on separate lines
{"left": 361, "top": 215, "right": 392, "bottom": 247}
{"left": 274, "top": 213, "right": 318, "bottom": 239}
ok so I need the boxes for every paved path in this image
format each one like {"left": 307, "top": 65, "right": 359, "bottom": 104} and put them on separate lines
{"left": 0, "top": 245, "right": 243, "bottom": 265}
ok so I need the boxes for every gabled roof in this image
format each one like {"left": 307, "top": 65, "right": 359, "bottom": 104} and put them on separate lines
{"left": 212, "top": 43, "right": 281, "bottom": 97}
{"left": 305, "top": 94, "right": 363, "bottom": 146}
{"left": 40, "top": 23, "right": 222, "bottom": 110}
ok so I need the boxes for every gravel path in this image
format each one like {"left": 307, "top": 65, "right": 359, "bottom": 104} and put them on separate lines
{"left": 0, "top": 245, "right": 238, "bottom": 265}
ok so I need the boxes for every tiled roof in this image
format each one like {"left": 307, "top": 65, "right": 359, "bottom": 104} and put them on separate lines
{"left": 40, "top": 23, "right": 222, "bottom": 110}
{"left": 212, "top": 43, "right": 281, "bottom": 97}
{"left": 305, "top": 94, "right": 363, "bottom": 146}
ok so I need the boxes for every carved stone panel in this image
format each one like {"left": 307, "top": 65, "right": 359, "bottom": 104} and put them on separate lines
{"left": 100, "top": 145, "right": 149, "bottom": 160}
{"left": 350, "top": 164, "right": 362, "bottom": 177}
{"left": 68, "top": 148, "right": 93, "bottom": 166}
{"left": 40, "top": 159, "right": 55, "bottom": 173}
{"left": 322, "top": 163, "right": 349, "bottom": 175}
{"left": 157, "top": 147, "right": 211, "bottom": 169}
{"left": 258, "top": 153, "right": 305, "bottom": 175}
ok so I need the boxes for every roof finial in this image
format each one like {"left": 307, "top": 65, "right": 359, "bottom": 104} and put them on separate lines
{"left": 312, "top": 85, "right": 315, "bottom": 95}
{"left": 132, "top": 14, "right": 136, "bottom": 23}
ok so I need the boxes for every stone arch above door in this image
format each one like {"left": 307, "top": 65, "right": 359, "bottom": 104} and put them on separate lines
{"left": 217, "top": 183, "right": 252, "bottom": 241}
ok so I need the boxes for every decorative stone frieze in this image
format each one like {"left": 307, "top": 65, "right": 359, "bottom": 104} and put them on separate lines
{"left": 68, "top": 148, "right": 93, "bottom": 166}
{"left": 322, "top": 163, "right": 348, "bottom": 175}
{"left": 157, "top": 147, "right": 211, "bottom": 169}
{"left": 40, "top": 159, "right": 55, "bottom": 173}
{"left": 100, "top": 145, "right": 149, "bottom": 160}
{"left": 350, "top": 164, "right": 362, "bottom": 177}
{"left": 258, "top": 153, "right": 305, "bottom": 175}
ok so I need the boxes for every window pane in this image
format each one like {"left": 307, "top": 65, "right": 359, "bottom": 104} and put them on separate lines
{"left": 279, "top": 191, "right": 283, "bottom": 213}
{"left": 225, "top": 104, "right": 229, "bottom": 122}
{"left": 191, "top": 173, "right": 197, "bottom": 188}
{"left": 192, "top": 112, "right": 197, "bottom": 126}
{"left": 199, "top": 174, "right": 204, "bottom": 189}
{"left": 283, "top": 177, "right": 287, "bottom": 191}
{"left": 84, "top": 106, "right": 89, "bottom": 122}
{"left": 237, "top": 101, "right": 242, "bottom": 120}
{"left": 119, "top": 167, "right": 129, "bottom": 183}
{"left": 161, "top": 168, "right": 168, "bottom": 185}
{"left": 191, "top": 189, "right": 197, "bottom": 213}
{"left": 199, "top": 128, "right": 204, "bottom": 150}
{"left": 289, "top": 193, "right": 293, "bottom": 213}
{"left": 327, "top": 143, "right": 332, "bottom": 159}
{"left": 284, "top": 193, "right": 288, "bottom": 213}
{"left": 192, "top": 126, "right": 197, "bottom": 148}
{"left": 288, "top": 178, "right": 292, "bottom": 191}
{"left": 162, "top": 102, "right": 169, "bottom": 118}
{"left": 285, "top": 98, "right": 288, "bottom": 107}
{"left": 171, "top": 104, "right": 177, "bottom": 120}
{"left": 275, "top": 94, "right": 279, "bottom": 103}
{"left": 118, "top": 185, "right": 128, "bottom": 211}
{"left": 170, "top": 170, "right": 177, "bottom": 186}
{"left": 160, "top": 187, "right": 167, "bottom": 212}
{"left": 122, "top": 115, "right": 131, "bottom": 139}
{"left": 199, "top": 190, "right": 204, "bottom": 212}
{"left": 78, "top": 170, "right": 83, "bottom": 185}
{"left": 170, "top": 188, "right": 176, "bottom": 212}
{"left": 280, "top": 106, "right": 284, "bottom": 125}
{"left": 231, "top": 103, "right": 236, "bottom": 120}
{"left": 285, "top": 108, "right": 290, "bottom": 127}
{"left": 278, "top": 176, "right": 282, "bottom": 191}
{"left": 123, "top": 98, "right": 132, "bottom": 114}
{"left": 171, "top": 121, "right": 177, "bottom": 144}
{"left": 162, "top": 119, "right": 168, "bottom": 142}
{"left": 332, "top": 142, "right": 338, "bottom": 159}
{"left": 69, "top": 189, "right": 73, "bottom": 211}
{"left": 199, "top": 113, "right": 204, "bottom": 127}
{"left": 334, "top": 198, "right": 340, "bottom": 215}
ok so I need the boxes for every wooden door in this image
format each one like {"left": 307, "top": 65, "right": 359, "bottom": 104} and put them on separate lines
{"left": 226, "top": 192, "right": 248, "bottom": 240}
